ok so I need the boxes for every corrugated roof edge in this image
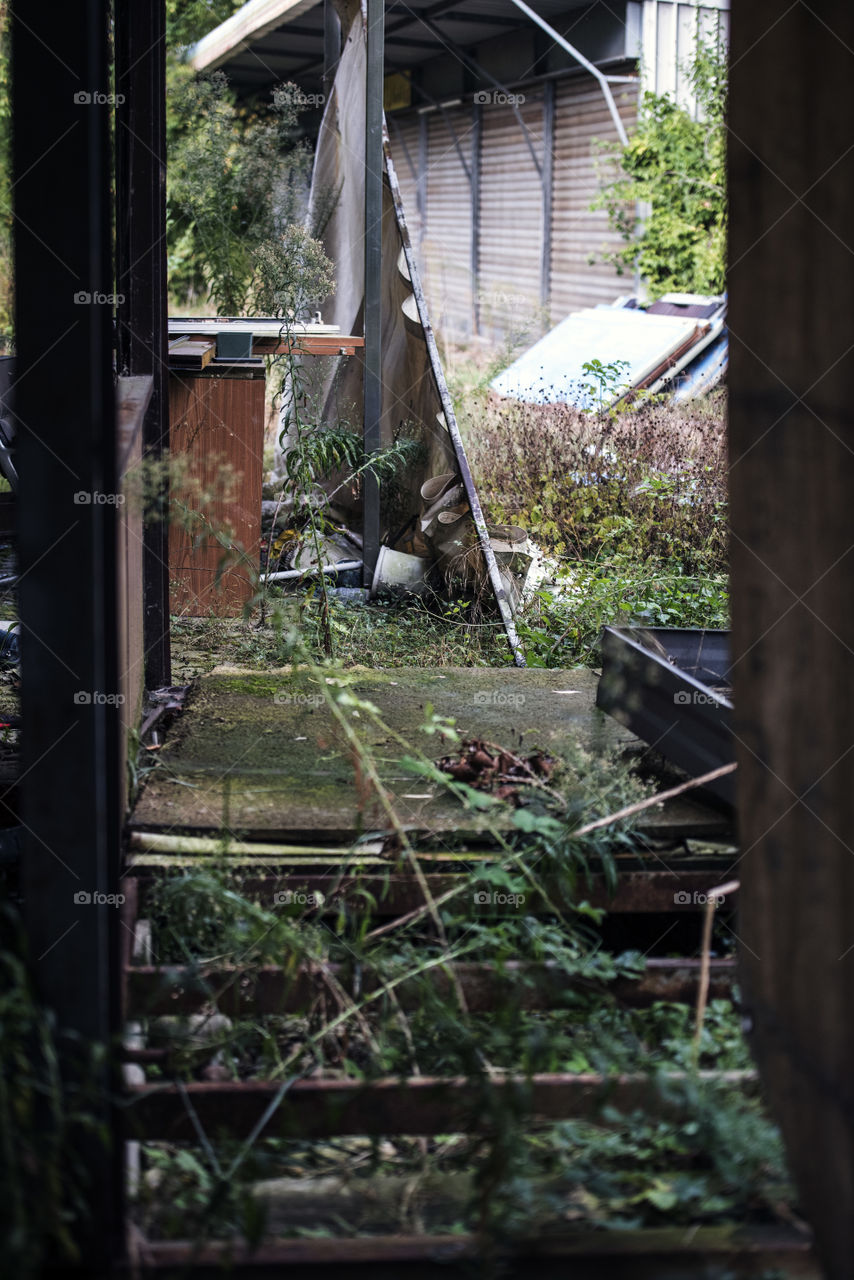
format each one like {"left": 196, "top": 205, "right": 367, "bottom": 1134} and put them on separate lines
{"left": 189, "top": 0, "right": 322, "bottom": 73}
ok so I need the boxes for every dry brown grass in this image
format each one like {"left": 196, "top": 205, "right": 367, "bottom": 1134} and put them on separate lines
{"left": 462, "top": 387, "right": 728, "bottom": 574}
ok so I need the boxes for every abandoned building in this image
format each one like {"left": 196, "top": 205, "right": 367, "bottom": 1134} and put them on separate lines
{"left": 1, "top": 0, "right": 853, "bottom": 1277}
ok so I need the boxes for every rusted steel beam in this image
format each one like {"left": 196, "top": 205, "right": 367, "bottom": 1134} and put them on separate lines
{"left": 125, "top": 957, "right": 736, "bottom": 1019}
{"left": 123, "top": 1225, "right": 819, "bottom": 1278}
{"left": 124, "top": 1071, "right": 756, "bottom": 1141}
{"left": 133, "top": 871, "right": 739, "bottom": 916}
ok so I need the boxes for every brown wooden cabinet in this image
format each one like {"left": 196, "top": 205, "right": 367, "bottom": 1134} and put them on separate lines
{"left": 168, "top": 361, "right": 265, "bottom": 616}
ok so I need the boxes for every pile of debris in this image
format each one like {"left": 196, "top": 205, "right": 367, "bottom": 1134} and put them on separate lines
{"left": 260, "top": 478, "right": 534, "bottom": 613}
{"left": 436, "top": 737, "right": 555, "bottom": 802}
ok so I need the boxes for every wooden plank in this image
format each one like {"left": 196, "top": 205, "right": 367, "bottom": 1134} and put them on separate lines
{"left": 251, "top": 335, "right": 364, "bottom": 356}
{"left": 123, "top": 1227, "right": 821, "bottom": 1278}
{"left": 168, "top": 318, "right": 342, "bottom": 336}
{"left": 116, "top": 375, "right": 154, "bottom": 475}
{"left": 117, "top": 5, "right": 172, "bottom": 690}
{"left": 168, "top": 338, "right": 216, "bottom": 369}
{"left": 124, "top": 1071, "right": 758, "bottom": 1140}
{"left": 131, "top": 870, "right": 738, "bottom": 916}
{"left": 128, "top": 665, "right": 731, "bottom": 842}
{"left": 125, "top": 957, "right": 736, "bottom": 1019}
{"left": 117, "top": 378, "right": 150, "bottom": 797}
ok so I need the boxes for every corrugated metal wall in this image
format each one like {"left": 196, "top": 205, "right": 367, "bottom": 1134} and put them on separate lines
{"left": 642, "top": 0, "right": 730, "bottom": 112}
{"left": 548, "top": 74, "right": 639, "bottom": 319}
{"left": 477, "top": 91, "right": 546, "bottom": 342}
{"left": 421, "top": 107, "right": 477, "bottom": 339}
{"left": 387, "top": 64, "right": 646, "bottom": 341}
{"left": 388, "top": 115, "right": 422, "bottom": 249}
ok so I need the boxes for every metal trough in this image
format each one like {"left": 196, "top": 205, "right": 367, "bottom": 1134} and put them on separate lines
{"left": 596, "top": 627, "right": 734, "bottom": 806}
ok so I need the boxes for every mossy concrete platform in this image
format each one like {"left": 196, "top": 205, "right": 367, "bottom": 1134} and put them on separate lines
{"left": 129, "top": 666, "right": 728, "bottom": 843}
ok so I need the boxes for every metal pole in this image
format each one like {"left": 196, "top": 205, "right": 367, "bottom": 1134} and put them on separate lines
{"left": 323, "top": 0, "right": 341, "bottom": 101}
{"left": 12, "top": 0, "right": 123, "bottom": 1268}
{"left": 471, "top": 101, "right": 482, "bottom": 336}
{"left": 504, "top": 0, "right": 629, "bottom": 147}
{"left": 363, "top": 0, "right": 385, "bottom": 583}
{"left": 417, "top": 110, "right": 428, "bottom": 253}
{"left": 116, "top": 0, "right": 171, "bottom": 690}
{"left": 540, "top": 79, "right": 555, "bottom": 310}
{"left": 417, "top": 14, "right": 543, "bottom": 178}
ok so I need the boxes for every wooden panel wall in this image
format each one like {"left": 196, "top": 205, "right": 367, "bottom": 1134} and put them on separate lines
{"left": 728, "top": 3, "right": 854, "bottom": 1276}
{"left": 168, "top": 365, "right": 265, "bottom": 617}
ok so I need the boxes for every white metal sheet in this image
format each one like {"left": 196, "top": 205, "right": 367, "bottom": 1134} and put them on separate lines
{"left": 490, "top": 305, "right": 702, "bottom": 406}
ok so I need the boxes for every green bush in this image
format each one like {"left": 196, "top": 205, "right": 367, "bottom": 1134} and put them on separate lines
{"left": 592, "top": 41, "right": 727, "bottom": 298}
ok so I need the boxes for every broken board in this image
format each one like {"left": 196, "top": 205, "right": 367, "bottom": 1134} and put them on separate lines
{"left": 129, "top": 667, "right": 730, "bottom": 845}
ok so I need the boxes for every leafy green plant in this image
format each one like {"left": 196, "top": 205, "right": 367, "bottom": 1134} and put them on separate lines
{"left": 467, "top": 380, "right": 726, "bottom": 568}
{"left": 262, "top": 313, "right": 421, "bottom": 653}
{"left": 0, "top": 906, "right": 106, "bottom": 1277}
{"left": 591, "top": 39, "right": 727, "bottom": 298}
{"left": 579, "top": 358, "right": 631, "bottom": 414}
{"left": 166, "top": 0, "right": 242, "bottom": 50}
{"left": 132, "top": 651, "right": 796, "bottom": 1249}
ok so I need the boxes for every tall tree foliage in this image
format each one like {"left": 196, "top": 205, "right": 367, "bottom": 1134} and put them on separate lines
{"left": 166, "top": 0, "right": 243, "bottom": 51}
{"left": 168, "top": 72, "right": 332, "bottom": 315}
{"left": 592, "top": 41, "right": 727, "bottom": 299}
{"left": 166, "top": 4, "right": 332, "bottom": 315}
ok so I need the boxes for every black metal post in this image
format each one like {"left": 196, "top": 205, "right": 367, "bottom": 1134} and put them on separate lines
{"left": 540, "top": 79, "right": 554, "bottom": 311}
{"left": 116, "top": 0, "right": 171, "bottom": 690}
{"left": 363, "top": 0, "right": 385, "bottom": 583}
{"left": 11, "top": 0, "right": 123, "bottom": 1270}
{"left": 323, "top": 0, "right": 342, "bottom": 101}
{"left": 470, "top": 101, "right": 482, "bottom": 336}
{"left": 417, "top": 109, "right": 428, "bottom": 253}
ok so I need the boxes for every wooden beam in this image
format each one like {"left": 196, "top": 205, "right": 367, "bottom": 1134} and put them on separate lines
{"left": 130, "top": 870, "right": 739, "bottom": 915}
{"left": 116, "top": 0, "right": 171, "bottom": 690}
{"left": 125, "top": 1071, "right": 758, "bottom": 1141}
{"left": 116, "top": 1226, "right": 822, "bottom": 1278}
{"left": 125, "top": 957, "right": 736, "bottom": 1019}
{"left": 728, "top": 4, "right": 854, "bottom": 1276}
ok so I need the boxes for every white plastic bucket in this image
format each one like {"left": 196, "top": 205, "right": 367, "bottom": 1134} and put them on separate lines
{"left": 370, "top": 545, "right": 430, "bottom": 597}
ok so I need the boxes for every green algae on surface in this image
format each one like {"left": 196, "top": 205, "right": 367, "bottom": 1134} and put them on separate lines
{"left": 130, "top": 666, "right": 728, "bottom": 843}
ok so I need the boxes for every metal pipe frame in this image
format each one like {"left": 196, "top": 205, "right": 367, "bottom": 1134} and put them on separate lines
{"left": 504, "top": 0, "right": 630, "bottom": 146}
{"left": 362, "top": 0, "right": 385, "bottom": 582}
{"left": 540, "top": 78, "right": 555, "bottom": 309}
{"left": 415, "top": 12, "right": 543, "bottom": 178}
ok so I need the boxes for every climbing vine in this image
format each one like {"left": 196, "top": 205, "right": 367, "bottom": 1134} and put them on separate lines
{"left": 592, "top": 40, "right": 727, "bottom": 299}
